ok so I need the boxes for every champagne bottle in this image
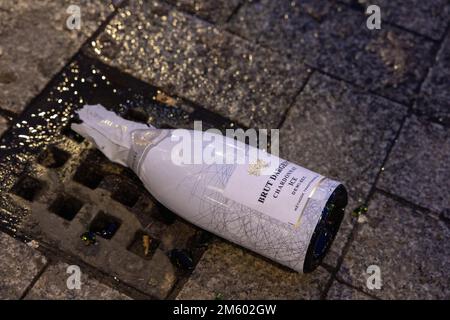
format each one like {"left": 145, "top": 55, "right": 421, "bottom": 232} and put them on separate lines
{"left": 72, "top": 105, "right": 347, "bottom": 273}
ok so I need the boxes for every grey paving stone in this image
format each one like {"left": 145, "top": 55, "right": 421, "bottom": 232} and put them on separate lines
{"left": 321, "top": 207, "right": 356, "bottom": 268}
{"left": 228, "top": 1, "right": 436, "bottom": 104}
{"left": 338, "top": 192, "right": 450, "bottom": 299}
{"left": 279, "top": 72, "right": 407, "bottom": 266}
{"left": 25, "top": 262, "right": 131, "bottom": 300}
{"left": 0, "top": 0, "right": 114, "bottom": 114}
{"left": 0, "top": 116, "right": 8, "bottom": 136}
{"left": 345, "top": 0, "right": 450, "bottom": 40}
{"left": 165, "top": 0, "right": 241, "bottom": 24}
{"left": 326, "top": 280, "right": 374, "bottom": 300}
{"left": 442, "top": 209, "right": 450, "bottom": 222}
{"left": 0, "top": 232, "right": 48, "bottom": 299}
{"left": 176, "top": 241, "right": 331, "bottom": 299}
{"left": 378, "top": 116, "right": 450, "bottom": 214}
{"left": 415, "top": 33, "right": 450, "bottom": 126}
{"left": 176, "top": 279, "right": 216, "bottom": 300}
{"left": 85, "top": 0, "right": 309, "bottom": 128}
{"left": 227, "top": 0, "right": 331, "bottom": 59}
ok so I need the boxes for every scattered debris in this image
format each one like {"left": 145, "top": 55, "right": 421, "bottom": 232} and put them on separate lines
{"left": 352, "top": 205, "right": 368, "bottom": 218}
{"left": 143, "top": 234, "right": 151, "bottom": 256}
{"left": 80, "top": 231, "right": 97, "bottom": 246}
{"left": 26, "top": 239, "right": 40, "bottom": 249}
{"left": 95, "top": 222, "right": 120, "bottom": 239}
{"left": 89, "top": 212, "right": 121, "bottom": 239}
{"left": 155, "top": 90, "right": 177, "bottom": 107}
{"left": 357, "top": 215, "right": 369, "bottom": 224}
{"left": 215, "top": 292, "right": 224, "bottom": 300}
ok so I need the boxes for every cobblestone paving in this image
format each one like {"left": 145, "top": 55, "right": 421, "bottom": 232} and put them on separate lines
{"left": 0, "top": 0, "right": 449, "bottom": 300}
{"left": 344, "top": 0, "right": 450, "bottom": 40}
{"left": 338, "top": 192, "right": 450, "bottom": 299}
{"left": 227, "top": 1, "right": 437, "bottom": 104}
{"left": 0, "top": 0, "right": 114, "bottom": 115}
{"left": 164, "top": 0, "right": 241, "bottom": 24}
{"left": 415, "top": 33, "right": 450, "bottom": 126}
{"left": 279, "top": 72, "right": 407, "bottom": 267}
{"left": 326, "top": 280, "right": 374, "bottom": 300}
{"left": 25, "top": 262, "right": 131, "bottom": 300}
{"left": 378, "top": 116, "right": 450, "bottom": 214}
{"left": 85, "top": 0, "right": 309, "bottom": 128}
{"left": 176, "top": 241, "right": 331, "bottom": 300}
{"left": 0, "top": 232, "right": 47, "bottom": 299}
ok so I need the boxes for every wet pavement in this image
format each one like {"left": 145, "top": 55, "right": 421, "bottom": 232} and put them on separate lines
{"left": 0, "top": 0, "right": 449, "bottom": 300}
{"left": 0, "top": 0, "right": 114, "bottom": 115}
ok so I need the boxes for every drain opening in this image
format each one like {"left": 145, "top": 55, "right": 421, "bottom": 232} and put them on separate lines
{"left": 11, "top": 175, "right": 45, "bottom": 201}
{"left": 111, "top": 181, "right": 141, "bottom": 207}
{"left": 128, "top": 230, "right": 160, "bottom": 260}
{"left": 49, "top": 194, "right": 83, "bottom": 221}
{"left": 0, "top": 54, "right": 225, "bottom": 297}
{"left": 84, "top": 148, "right": 110, "bottom": 163}
{"left": 89, "top": 211, "right": 121, "bottom": 239}
{"left": 62, "top": 125, "right": 85, "bottom": 143}
{"left": 123, "top": 108, "right": 149, "bottom": 124}
{"left": 150, "top": 203, "right": 177, "bottom": 225}
{"left": 73, "top": 163, "right": 104, "bottom": 189}
{"left": 38, "top": 145, "right": 71, "bottom": 168}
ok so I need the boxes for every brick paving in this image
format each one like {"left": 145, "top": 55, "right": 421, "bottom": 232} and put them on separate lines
{"left": 85, "top": 0, "right": 309, "bottom": 128}
{"left": 227, "top": 1, "right": 437, "bottom": 105}
{"left": 279, "top": 72, "right": 407, "bottom": 267}
{"left": 25, "top": 262, "right": 131, "bottom": 300}
{"left": 0, "top": 232, "right": 47, "bottom": 299}
{"left": 415, "top": 33, "right": 450, "bottom": 126}
{"left": 176, "top": 241, "right": 332, "bottom": 300}
{"left": 0, "top": 0, "right": 114, "bottom": 115}
{"left": 0, "top": 0, "right": 449, "bottom": 300}
{"left": 338, "top": 192, "right": 450, "bottom": 299}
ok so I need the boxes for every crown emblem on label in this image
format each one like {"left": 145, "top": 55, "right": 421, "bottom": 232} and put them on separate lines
{"left": 248, "top": 159, "right": 270, "bottom": 176}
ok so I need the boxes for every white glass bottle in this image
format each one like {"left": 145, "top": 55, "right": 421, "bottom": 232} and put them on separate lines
{"left": 72, "top": 105, "right": 347, "bottom": 273}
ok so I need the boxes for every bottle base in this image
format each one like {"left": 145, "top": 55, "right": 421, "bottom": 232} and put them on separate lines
{"left": 303, "top": 184, "right": 348, "bottom": 273}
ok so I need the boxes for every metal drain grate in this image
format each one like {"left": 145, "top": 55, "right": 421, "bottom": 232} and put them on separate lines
{"left": 48, "top": 194, "right": 84, "bottom": 221}
{"left": 0, "top": 53, "right": 241, "bottom": 299}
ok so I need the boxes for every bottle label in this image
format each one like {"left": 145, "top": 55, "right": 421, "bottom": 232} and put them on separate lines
{"left": 223, "top": 154, "right": 324, "bottom": 226}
